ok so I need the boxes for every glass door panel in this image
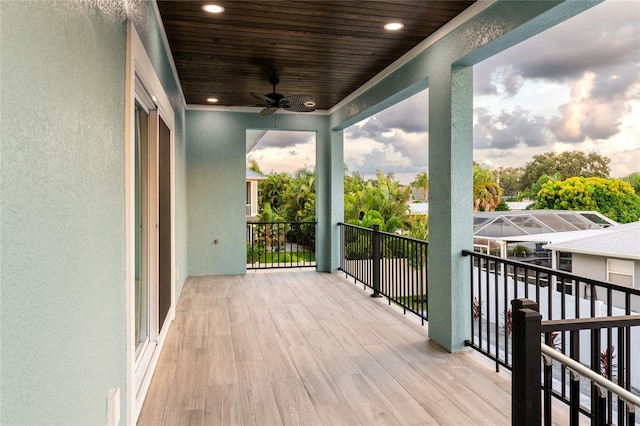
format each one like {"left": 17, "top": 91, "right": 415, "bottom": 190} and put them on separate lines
{"left": 134, "top": 102, "right": 150, "bottom": 360}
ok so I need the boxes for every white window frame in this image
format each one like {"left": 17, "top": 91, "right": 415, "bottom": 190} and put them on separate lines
{"left": 125, "top": 21, "right": 176, "bottom": 425}
{"left": 606, "top": 258, "right": 634, "bottom": 287}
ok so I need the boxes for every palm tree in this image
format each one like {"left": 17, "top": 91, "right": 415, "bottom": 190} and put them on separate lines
{"left": 411, "top": 171, "right": 429, "bottom": 201}
{"left": 473, "top": 163, "right": 502, "bottom": 212}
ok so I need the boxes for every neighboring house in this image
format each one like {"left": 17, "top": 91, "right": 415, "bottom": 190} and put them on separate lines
{"left": 410, "top": 186, "right": 428, "bottom": 203}
{"left": 407, "top": 185, "right": 429, "bottom": 215}
{"left": 472, "top": 210, "right": 617, "bottom": 259}
{"left": 544, "top": 221, "right": 640, "bottom": 289}
{"left": 246, "top": 170, "right": 266, "bottom": 221}
{"left": 506, "top": 200, "right": 534, "bottom": 211}
{"left": 408, "top": 202, "right": 429, "bottom": 215}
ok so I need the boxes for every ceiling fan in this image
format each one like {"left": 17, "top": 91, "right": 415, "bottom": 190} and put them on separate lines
{"left": 250, "top": 75, "right": 315, "bottom": 116}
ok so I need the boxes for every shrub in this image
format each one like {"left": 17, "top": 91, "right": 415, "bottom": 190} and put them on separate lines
{"left": 246, "top": 243, "right": 264, "bottom": 263}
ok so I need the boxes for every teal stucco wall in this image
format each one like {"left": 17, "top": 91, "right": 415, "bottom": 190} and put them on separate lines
{"left": 1, "top": 2, "right": 128, "bottom": 423}
{"left": 185, "top": 110, "right": 338, "bottom": 275}
{"left": 0, "top": 1, "right": 187, "bottom": 423}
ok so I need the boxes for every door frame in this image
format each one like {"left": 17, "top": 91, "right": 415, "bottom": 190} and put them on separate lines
{"left": 125, "top": 21, "right": 176, "bottom": 425}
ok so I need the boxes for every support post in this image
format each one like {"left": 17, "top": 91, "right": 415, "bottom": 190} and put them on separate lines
{"left": 371, "top": 225, "right": 382, "bottom": 298}
{"left": 512, "top": 298, "right": 542, "bottom": 426}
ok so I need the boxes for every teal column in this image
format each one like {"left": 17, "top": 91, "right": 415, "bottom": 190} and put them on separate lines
{"left": 315, "top": 126, "right": 343, "bottom": 272}
{"left": 427, "top": 65, "right": 473, "bottom": 352}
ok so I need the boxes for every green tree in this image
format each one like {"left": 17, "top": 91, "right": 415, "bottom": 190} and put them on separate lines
{"left": 533, "top": 177, "right": 640, "bottom": 223}
{"left": 247, "top": 159, "right": 263, "bottom": 174}
{"left": 494, "top": 166, "right": 525, "bottom": 197}
{"left": 473, "top": 163, "right": 503, "bottom": 212}
{"left": 406, "top": 215, "right": 429, "bottom": 240}
{"left": 259, "top": 172, "right": 292, "bottom": 212}
{"left": 281, "top": 167, "right": 316, "bottom": 222}
{"left": 411, "top": 171, "right": 429, "bottom": 200}
{"left": 343, "top": 169, "right": 411, "bottom": 231}
{"left": 622, "top": 172, "right": 640, "bottom": 196}
{"left": 521, "top": 151, "right": 610, "bottom": 190}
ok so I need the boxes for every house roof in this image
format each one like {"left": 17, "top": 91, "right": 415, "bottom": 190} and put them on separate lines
{"left": 543, "top": 221, "right": 640, "bottom": 260}
{"left": 473, "top": 210, "right": 617, "bottom": 239}
{"left": 246, "top": 170, "right": 267, "bottom": 180}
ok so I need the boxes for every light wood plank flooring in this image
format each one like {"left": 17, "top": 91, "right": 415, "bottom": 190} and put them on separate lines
{"left": 138, "top": 270, "right": 515, "bottom": 425}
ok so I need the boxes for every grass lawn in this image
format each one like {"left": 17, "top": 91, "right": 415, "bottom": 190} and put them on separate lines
{"left": 391, "top": 295, "right": 427, "bottom": 313}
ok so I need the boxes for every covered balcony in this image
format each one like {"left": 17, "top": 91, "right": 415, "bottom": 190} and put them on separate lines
{"left": 137, "top": 269, "right": 513, "bottom": 425}
{"left": 3, "top": 1, "right": 636, "bottom": 425}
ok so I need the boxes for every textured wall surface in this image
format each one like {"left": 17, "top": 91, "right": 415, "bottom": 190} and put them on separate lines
{"left": 186, "top": 111, "right": 333, "bottom": 275}
{"left": 0, "top": 0, "right": 187, "bottom": 423}
{"left": 0, "top": 2, "right": 127, "bottom": 424}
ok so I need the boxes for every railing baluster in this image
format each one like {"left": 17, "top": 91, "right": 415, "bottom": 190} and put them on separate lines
{"left": 247, "top": 221, "right": 316, "bottom": 270}
{"left": 592, "top": 328, "right": 601, "bottom": 424}
{"left": 543, "top": 332, "right": 553, "bottom": 426}
{"left": 337, "top": 223, "right": 428, "bottom": 323}
{"left": 569, "top": 369, "right": 580, "bottom": 426}
{"left": 461, "top": 250, "right": 640, "bottom": 423}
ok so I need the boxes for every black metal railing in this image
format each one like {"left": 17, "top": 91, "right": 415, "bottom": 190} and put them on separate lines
{"left": 338, "top": 223, "right": 428, "bottom": 323}
{"left": 246, "top": 221, "right": 316, "bottom": 269}
{"left": 462, "top": 250, "right": 640, "bottom": 373}
{"left": 511, "top": 298, "right": 640, "bottom": 426}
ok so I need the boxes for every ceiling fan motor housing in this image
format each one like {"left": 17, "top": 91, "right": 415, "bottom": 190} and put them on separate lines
{"left": 266, "top": 92, "right": 284, "bottom": 105}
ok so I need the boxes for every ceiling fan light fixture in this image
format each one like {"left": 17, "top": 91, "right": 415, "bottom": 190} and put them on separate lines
{"left": 202, "top": 4, "right": 225, "bottom": 14}
{"left": 304, "top": 101, "right": 316, "bottom": 108}
{"left": 384, "top": 22, "right": 404, "bottom": 31}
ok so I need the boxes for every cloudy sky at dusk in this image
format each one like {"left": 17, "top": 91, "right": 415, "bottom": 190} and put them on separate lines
{"left": 247, "top": 0, "right": 640, "bottom": 184}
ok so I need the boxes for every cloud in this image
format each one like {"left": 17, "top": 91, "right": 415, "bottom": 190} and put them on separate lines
{"left": 471, "top": 0, "right": 640, "bottom": 176}
{"left": 476, "top": 65, "right": 523, "bottom": 97}
{"left": 346, "top": 116, "right": 391, "bottom": 140}
{"left": 477, "top": 1, "right": 639, "bottom": 88}
{"left": 374, "top": 90, "right": 429, "bottom": 133}
{"left": 548, "top": 71, "right": 639, "bottom": 143}
{"left": 255, "top": 130, "right": 315, "bottom": 149}
{"left": 474, "top": 107, "right": 550, "bottom": 149}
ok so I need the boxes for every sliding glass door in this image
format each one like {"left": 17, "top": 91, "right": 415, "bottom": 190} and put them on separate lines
{"left": 127, "top": 23, "right": 175, "bottom": 422}
{"left": 132, "top": 79, "right": 174, "bottom": 403}
{"left": 134, "top": 91, "right": 157, "bottom": 381}
{"left": 134, "top": 101, "right": 151, "bottom": 364}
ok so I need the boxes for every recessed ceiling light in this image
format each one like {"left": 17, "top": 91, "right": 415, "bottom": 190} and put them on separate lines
{"left": 206, "top": 97, "right": 219, "bottom": 103}
{"left": 202, "top": 4, "right": 225, "bottom": 14}
{"left": 384, "top": 22, "right": 404, "bottom": 31}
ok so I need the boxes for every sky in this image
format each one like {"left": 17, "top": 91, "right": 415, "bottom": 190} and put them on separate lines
{"left": 247, "top": 0, "right": 640, "bottom": 184}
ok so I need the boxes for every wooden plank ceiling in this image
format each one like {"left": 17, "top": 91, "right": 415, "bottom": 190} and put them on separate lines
{"left": 157, "top": 0, "right": 476, "bottom": 110}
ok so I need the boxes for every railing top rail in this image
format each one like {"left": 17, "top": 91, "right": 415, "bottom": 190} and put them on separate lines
{"left": 461, "top": 249, "right": 640, "bottom": 296}
{"left": 338, "top": 222, "right": 428, "bottom": 245}
{"left": 540, "top": 343, "right": 640, "bottom": 411}
{"left": 540, "top": 315, "right": 640, "bottom": 333}
{"left": 338, "top": 222, "right": 376, "bottom": 232}
{"left": 248, "top": 221, "right": 317, "bottom": 225}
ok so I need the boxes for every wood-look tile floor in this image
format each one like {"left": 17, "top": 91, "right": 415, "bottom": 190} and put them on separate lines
{"left": 138, "top": 270, "right": 515, "bottom": 425}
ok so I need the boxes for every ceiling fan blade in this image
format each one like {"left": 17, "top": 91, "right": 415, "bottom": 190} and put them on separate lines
{"left": 280, "top": 94, "right": 315, "bottom": 112}
{"left": 250, "top": 91, "right": 271, "bottom": 104}
{"left": 284, "top": 104, "right": 315, "bottom": 113}
{"left": 260, "top": 106, "right": 279, "bottom": 116}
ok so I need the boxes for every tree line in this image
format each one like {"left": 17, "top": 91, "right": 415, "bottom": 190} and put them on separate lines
{"left": 249, "top": 150, "right": 640, "bottom": 241}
